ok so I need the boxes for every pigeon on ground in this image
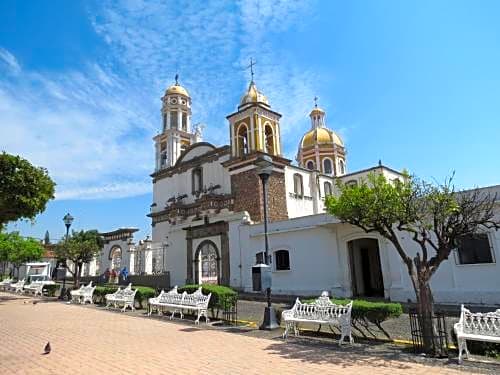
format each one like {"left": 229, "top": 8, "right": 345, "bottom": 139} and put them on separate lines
{"left": 33, "top": 300, "right": 38, "bottom": 305}
{"left": 43, "top": 342, "right": 51, "bottom": 355}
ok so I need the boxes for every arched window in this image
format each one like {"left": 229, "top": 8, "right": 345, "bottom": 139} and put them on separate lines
{"left": 170, "top": 111, "right": 178, "bottom": 129}
{"left": 182, "top": 112, "right": 187, "bottom": 131}
{"left": 264, "top": 124, "right": 275, "bottom": 155}
{"left": 324, "top": 181, "right": 332, "bottom": 196}
{"left": 293, "top": 173, "right": 303, "bottom": 197}
{"left": 323, "top": 159, "right": 333, "bottom": 175}
{"left": 163, "top": 114, "right": 167, "bottom": 132}
{"left": 275, "top": 250, "right": 290, "bottom": 271}
{"left": 237, "top": 124, "right": 249, "bottom": 156}
{"left": 197, "top": 241, "right": 219, "bottom": 284}
{"left": 339, "top": 159, "right": 345, "bottom": 175}
{"left": 192, "top": 167, "right": 203, "bottom": 195}
{"left": 306, "top": 160, "right": 315, "bottom": 170}
{"left": 346, "top": 179, "right": 358, "bottom": 187}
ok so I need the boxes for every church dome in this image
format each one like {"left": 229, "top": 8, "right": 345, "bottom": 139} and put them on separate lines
{"left": 165, "top": 83, "right": 190, "bottom": 97}
{"left": 239, "top": 81, "right": 269, "bottom": 108}
{"left": 301, "top": 127, "right": 344, "bottom": 148}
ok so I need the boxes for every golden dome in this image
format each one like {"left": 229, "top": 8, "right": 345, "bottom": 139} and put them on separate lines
{"left": 301, "top": 127, "right": 344, "bottom": 148}
{"left": 239, "top": 81, "right": 269, "bottom": 107}
{"left": 310, "top": 107, "right": 325, "bottom": 116}
{"left": 165, "top": 84, "right": 190, "bottom": 97}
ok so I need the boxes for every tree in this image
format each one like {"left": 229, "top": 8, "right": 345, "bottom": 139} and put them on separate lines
{"left": 0, "top": 232, "right": 44, "bottom": 277}
{"left": 325, "top": 173, "right": 500, "bottom": 352}
{"left": 0, "top": 152, "right": 56, "bottom": 229}
{"left": 54, "top": 230, "right": 103, "bottom": 288}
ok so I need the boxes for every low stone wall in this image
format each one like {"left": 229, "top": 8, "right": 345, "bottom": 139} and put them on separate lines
{"left": 80, "top": 273, "right": 170, "bottom": 290}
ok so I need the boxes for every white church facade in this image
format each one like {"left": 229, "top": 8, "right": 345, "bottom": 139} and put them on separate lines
{"left": 95, "top": 77, "right": 500, "bottom": 305}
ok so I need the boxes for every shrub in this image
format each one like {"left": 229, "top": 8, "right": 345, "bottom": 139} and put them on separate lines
{"left": 42, "top": 284, "right": 59, "bottom": 297}
{"left": 178, "top": 284, "right": 238, "bottom": 318}
{"left": 94, "top": 286, "right": 119, "bottom": 304}
{"left": 134, "top": 286, "right": 156, "bottom": 309}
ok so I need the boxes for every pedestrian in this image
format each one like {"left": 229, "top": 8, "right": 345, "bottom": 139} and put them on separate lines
{"left": 110, "top": 268, "right": 117, "bottom": 284}
{"left": 121, "top": 267, "right": 128, "bottom": 282}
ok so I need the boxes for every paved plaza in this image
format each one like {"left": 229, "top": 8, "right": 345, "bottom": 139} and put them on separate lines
{"left": 0, "top": 292, "right": 490, "bottom": 374}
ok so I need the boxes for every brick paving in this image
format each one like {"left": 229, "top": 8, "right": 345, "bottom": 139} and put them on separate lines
{"left": 0, "top": 292, "right": 480, "bottom": 374}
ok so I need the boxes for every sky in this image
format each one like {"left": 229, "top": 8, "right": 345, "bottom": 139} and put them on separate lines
{"left": 1, "top": 0, "right": 500, "bottom": 242}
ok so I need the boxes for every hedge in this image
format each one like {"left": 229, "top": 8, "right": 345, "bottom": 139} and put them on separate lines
{"left": 93, "top": 285, "right": 156, "bottom": 309}
{"left": 178, "top": 284, "right": 238, "bottom": 318}
{"left": 42, "top": 284, "right": 59, "bottom": 297}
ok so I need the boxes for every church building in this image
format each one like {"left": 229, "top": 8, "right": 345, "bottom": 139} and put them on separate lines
{"left": 95, "top": 76, "right": 500, "bottom": 305}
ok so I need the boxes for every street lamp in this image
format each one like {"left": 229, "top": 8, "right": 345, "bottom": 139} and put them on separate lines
{"left": 256, "top": 155, "right": 279, "bottom": 330}
{"left": 58, "top": 213, "right": 74, "bottom": 300}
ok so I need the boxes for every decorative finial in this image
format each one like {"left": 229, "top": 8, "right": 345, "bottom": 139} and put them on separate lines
{"left": 246, "top": 58, "right": 256, "bottom": 83}
{"left": 314, "top": 96, "right": 318, "bottom": 108}
{"left": 175, "top": 73, "right": 179, "bottom": 85}
{"left": 378, "top": 159, "right": 382, "bottom": 166}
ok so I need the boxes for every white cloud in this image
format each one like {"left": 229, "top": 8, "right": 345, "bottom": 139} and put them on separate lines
{"left": 0, "top": 48, "right": 21, "bottom": 74}
{"left": 0, "top": 0, "right": 318, "bottom": 200}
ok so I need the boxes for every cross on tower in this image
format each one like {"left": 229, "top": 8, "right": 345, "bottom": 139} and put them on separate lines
{"left": 246, "top": 58, "right": 256, "bottom": 82}
{"left": 314, "top": 96, "right": 318, "bottom": 108}
{"left": 175, "top": 73, "right": 179, "bottom": 85}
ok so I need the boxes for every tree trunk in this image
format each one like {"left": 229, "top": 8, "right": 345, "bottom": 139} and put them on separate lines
{"left": 75, "top": 263, "right": 82, "bottom": 289}
{"left": 414, "top": 277, "right": 441, "bottom": 355}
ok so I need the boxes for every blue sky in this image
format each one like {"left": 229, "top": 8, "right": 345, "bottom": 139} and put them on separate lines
{"left": 1, "top": 0, "right": 499, "bottom": 242}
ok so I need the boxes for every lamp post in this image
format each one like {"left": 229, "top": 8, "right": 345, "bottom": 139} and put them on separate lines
{"left": 58, "top": 213, "right": 74, "bottom": 300}
{"left": 256, "top": 155, "right": 279, "bottom": 330}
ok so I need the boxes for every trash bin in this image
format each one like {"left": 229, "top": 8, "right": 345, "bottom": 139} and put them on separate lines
{"left": 252, "top": 263, "right": 272, "bottom": 292}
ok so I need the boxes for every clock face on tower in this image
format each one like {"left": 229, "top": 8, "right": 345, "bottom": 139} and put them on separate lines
{"left": 170, "top": 98, "right": 177, "bottom": 104}
{"left": 181, "top": 99, "right": 187, "bottom": 105}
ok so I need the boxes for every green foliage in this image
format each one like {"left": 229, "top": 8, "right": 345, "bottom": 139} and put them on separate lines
{"left": 179, "top": 284, "right": 238, "bottom": 316}
{"left": 55, "top": 230, "right": 103, "bottom": 286}
{"left": 93, "top": 285, "right": 118, "bottom": 304}
{"left": 0, "top": 152, "right": 55, "bottom": 228}
{"left": 42, "top": 284, "right": 59, "bottom": 297}
{"left": 325, "top": 172, "right": 416, "bottom": 235}
{"left": 0, "top": 232, "right": 44, "bottom": 270}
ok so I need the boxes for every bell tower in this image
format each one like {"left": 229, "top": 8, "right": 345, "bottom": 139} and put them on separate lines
{"left": 154, "top": 76, "right": 198, "bottom": 170}
{"left": 227, "top": 60, "right": 282, "bottom": 159}
{"left": 223, "top": 62, "right": 289, "bottom": 223}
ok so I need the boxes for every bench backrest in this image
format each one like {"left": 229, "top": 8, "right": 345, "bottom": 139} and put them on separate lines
{"left": 292, "top": 292, "right": 352, "bottom": 321}
{"left": 460, "top": 305, "right": 500, "bottom": 337}
{"left": 182, "top": 288, "right": 211, "bottom": 307}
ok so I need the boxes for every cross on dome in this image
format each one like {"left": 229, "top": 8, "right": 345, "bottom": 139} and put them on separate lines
{"left": 246, "top": 58, "right": 256, "bottom": 82}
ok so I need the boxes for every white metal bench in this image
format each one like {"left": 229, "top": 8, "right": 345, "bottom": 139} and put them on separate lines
{"left": 70, "top": 281, "right": 96, "bottom": 304}
{"left": 23, "top": 280, "right": 55, "bottom": 296}
{"left": 148, "top": 286, "right": 178, "bottom": 315}
{"left": 0, "top": 278, "right": 13, "bottom": 290}
{"left": 454, "top": 304, "right": 500, "bottom": 364}
{"left": 10, "top": 279, "right": 25, "bottom": 293}
{"left": 105, "top": 283, "right": 137, "bottom": 312}
{"left": 148, "top": 286, "right": 211, "bottom": 324}
{"left": 281, "top": 291, "right": 354, "bottom": 345}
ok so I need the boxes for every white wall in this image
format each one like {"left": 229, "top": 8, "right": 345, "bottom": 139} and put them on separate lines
{"left": 233, "top": 211, "right": 500, "bottom": 305}
{"left": 152, "top": 153, "right": 231, "bottom": 211}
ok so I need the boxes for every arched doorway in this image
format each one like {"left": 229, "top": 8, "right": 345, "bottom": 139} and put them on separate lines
{"left": 347, "top": 238, "right": 384, "bottom": 297}
{"left": 110, "top": 246, "right": 122, "bottom": 272}
{"left": 195, "top": 240, "right": 220, "bottom": 285}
